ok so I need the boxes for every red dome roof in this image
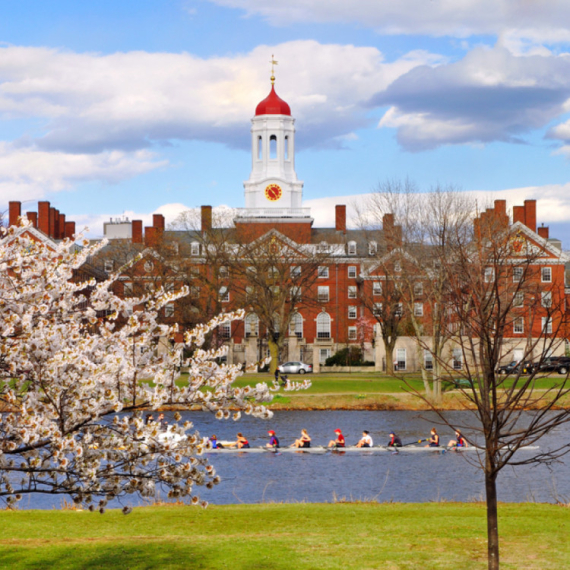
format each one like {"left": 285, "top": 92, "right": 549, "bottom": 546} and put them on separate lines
{"left": 255, "top": 85, "right": 291, "bottom": 116}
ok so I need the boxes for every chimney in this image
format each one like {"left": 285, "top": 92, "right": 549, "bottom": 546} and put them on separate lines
{"left": 383, "top": 213, "right": 396, "bottom": 250}
{"left": 474, "top": 217, "right": 481, "bottom": 240}
{"left": 49, "top": 207, "right": 56, "bottom": 238}
{"left": 59, "top": 213, "right": 66, "bottom": 239}
{"left": 132, "top": 220, "right": 143, "bottom": 244}
{"left": 145, "top": 226, "right": 158, "bottom": 247}
{"left": 27, "top": 212, "right": 38, "bottom": 229}
{"left": 201, "top": 205, "right": 212, "bottom": 233}
{"left": 54, "top": 210, "right": 60, "bottom": 239}
{"left": 335, "top": 205, "right": 346, "bottom": 233}
{"left": 153, "top": 214, "right": 165, "bottom": 231}
{"left": 513, "top": 205, "right": 525, "bottom": 225}
{"left": 38, "top": 201, "right": 50, "bottom": 235}
{"left": 64, "top": 221, "right": 75, "bottom": 240}
{"left": 524, "top": 199, "right": 537, "bottom": 232}
{"left": 494, "top": 199, "right": 509, "bottom": 227}
{"left": 538, "top": 225, "right": 549, "bottom": 239}
{"left": 9, "top": 201, "right": 21, "bottom": 227}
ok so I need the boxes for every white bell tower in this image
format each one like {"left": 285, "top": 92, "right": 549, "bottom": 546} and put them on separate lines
{"left": 241, "top": 61, "right": 306, "bottom": 217}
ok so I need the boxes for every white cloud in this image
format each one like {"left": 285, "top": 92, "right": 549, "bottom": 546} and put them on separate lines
{"left": 206, "top": 0, "right": 570, "bottom": 44}
{"left": 0, "top": 143, "right": 166, "bottom": 203}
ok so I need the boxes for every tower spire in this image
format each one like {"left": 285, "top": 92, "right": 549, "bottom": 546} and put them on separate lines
{"left": 270, "top": 54, "right": 278, "bottom": 85}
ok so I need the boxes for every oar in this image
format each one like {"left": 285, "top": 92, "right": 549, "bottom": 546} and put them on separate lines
{"left": 387, "top": 438, "right": 428, "bottom": 453}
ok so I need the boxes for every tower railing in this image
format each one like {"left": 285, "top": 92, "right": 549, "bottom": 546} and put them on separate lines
{"left": 235, "top": 208, "right": 311, "bottom": 218}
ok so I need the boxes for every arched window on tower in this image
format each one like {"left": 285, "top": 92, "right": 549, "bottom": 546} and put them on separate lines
{"left": 270, "top": 135, "right": 277, "bottom": 159}
{"left": 257, "top": 136, "right": 262, "bottom": 160}
{"left": 316, "top": 312, "right": 331, "bottom": 339}
{"left": 284, "top": 135, "right": 289, "bottom": 160}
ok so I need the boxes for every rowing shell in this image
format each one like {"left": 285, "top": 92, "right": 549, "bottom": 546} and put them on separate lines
{"left": 205, "top": 445, "right": 540, "bottom": 454}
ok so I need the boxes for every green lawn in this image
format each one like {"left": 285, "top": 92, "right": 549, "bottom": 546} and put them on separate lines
{"left": 0, "top": 502, "right": 568, "bottom": 569}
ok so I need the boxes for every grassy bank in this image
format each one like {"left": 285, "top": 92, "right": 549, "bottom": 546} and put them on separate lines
{"left": 0, "top": 502, "right": 568, "bottom": 569}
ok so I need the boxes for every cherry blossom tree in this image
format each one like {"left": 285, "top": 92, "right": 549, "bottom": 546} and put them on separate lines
{"left": 0, "top": 223, "right": 308, "bottom": 510}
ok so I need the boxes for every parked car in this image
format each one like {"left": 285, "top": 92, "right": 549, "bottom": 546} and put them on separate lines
{"left": 536, "top": 356, "right": 569, "bottom": 373}
{"left": 557, "top": 359, "right": 570, "bottom": 375}
{"left": 497, "top": 361, "right": 534, "bottom": 374}
{"left": 278, "top": 361, "right": 313, "bottom": 374}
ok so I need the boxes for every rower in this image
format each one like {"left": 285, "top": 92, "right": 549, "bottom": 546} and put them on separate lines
{"left": 448, "top": 430, "right": 467, "bottom": 448}
{"left": 209, "top": 435, "right": 224, "bottom": 449}
{"left": 356, "top": 430, "right": 373, "bottom": 448}
{"left": 291, "top": 429, "right": 311, "bottom": 448}
{"left": 266, "top": 430, "right": 280, "bottom": 449}
{"left": 327, "top": 429, "right": 345, "bottom": 448}
{"left": 227, "top": 432, "right": 250, "bottom": 449}
{"left": 424, "top": 428, "right": 440, "bottom": 448}
{"left": 387, "top": 431, "right": 402, "bottom": 447}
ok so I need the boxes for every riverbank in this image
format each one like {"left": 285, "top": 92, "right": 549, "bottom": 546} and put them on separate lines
{"left": 1, "top": 502, "right": 568, "bottom": 569}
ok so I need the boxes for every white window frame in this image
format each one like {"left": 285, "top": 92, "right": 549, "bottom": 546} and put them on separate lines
{"left": 290, "top": 286, "right": 302, "bottom": 302}
{"left": 348, "top": 241, "right": 357, "bottom": 255}
{"left": 219, "top": 322, "right": 231, "bottom": 339}
{"left": 191, "top": 242, "right": 200, "bottom": 256}
{"left": 368, "top": 241, "right": 377, "bottom": 256}
{"left": 348, "top": 326, "right": 357, "bottom": 340}
{"left": 318, "top": 266, "right": 329, "bottom": 278}
{"left": 290, "top": 266, "right": 301, "bottom": 278}
{"left": 542, "top": 267, "right": 552, "bottom": 283}
{"left": 424, "top": 350, "right": 433, "bottom": 371}
{"left": 414, "top": 302, "right": 424, "bottom": 317}
{"left": 316, "top": 313, "right": 331, "bottom": 339}
{"left": 219, "top": 286, "right": 230, "bottom": 303}
{"left": 414, "top": 282, "right": 423, "bottom": 296}
{"left": 396, "top": 348, "right": 407, "bottom": 371}
{"left": 319, "top": 348, "right": 331, "bottom": 363}
{"left": 190, "top": 266, "right": 200, "bottom": 279}
{"left": 348, "top": 286, "right": 357, "bottom": 299}
{"left": 373, "top": 302, "right": 383, "bottom": 317}
{"left": 542, "top": 317, "right": 552, "bottom": 334}
{"left": 164, "top": 303, "right": 175, "bottom": 318}
{"left": 452, "top": 348, "right": 463, "bottom": 370}
{"left": 348, "top": 266, "right": 357, "bottom": 278}
{"left": 513, "top": 317, "right": 524, "bottom": 334}
{"left": 513, "top": 291, "right": 524, "bottom": 307}
{"left": 144, "top": 261, "right": 154, "bottom": 273}
{"left": 394, "top": 261, "right": 402, "bottom": 273}
{"left": 373, "top": 281, "right": 382, "bottom": 296}
{"left": 348, "top": 306, "right": 357, "bottom": 319}
{"left": 513, "top": 267, "right": 523, "bottom": 282}
{"left": 484, "top": 267, "right": 494, "bottom": 283}
{"left": 104, "top": 260, "right": 114, "bottom": 272}
{"left": 318, "top": 286, "right": 329, "bottom": 303}
{"left": 288, "top": 313, "right": 303, "bottom": 339}
{"left": 394, "top": 302, "right": 403, "bottom": 317}
{"left": 541, "top": 291, "right": 552, "bottom": 308}
{"left": 219, "top": 266, "right": 229, "bottom": 278}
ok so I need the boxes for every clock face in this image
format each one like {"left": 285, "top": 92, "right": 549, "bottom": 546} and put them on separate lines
{"left": 265, "top": 183, "right": 282, "bottom": 202}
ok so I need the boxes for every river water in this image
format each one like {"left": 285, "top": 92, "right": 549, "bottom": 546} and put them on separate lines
{"left": 17, "top": 410, "right": 570, "bottom": 509}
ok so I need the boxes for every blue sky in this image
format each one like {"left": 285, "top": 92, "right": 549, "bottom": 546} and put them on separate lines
{"left": 2, "top": 0, "right": 570, "bottom": 246}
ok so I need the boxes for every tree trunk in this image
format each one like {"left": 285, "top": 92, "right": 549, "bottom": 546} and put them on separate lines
{"left": 268, "top": 338, "right": 280, "bottom": 375}
{"left": 485, "top": 462, "right": 500, "bottom": 570}
{"left": 385, "top": 344, "right": 395, "bottom": 375}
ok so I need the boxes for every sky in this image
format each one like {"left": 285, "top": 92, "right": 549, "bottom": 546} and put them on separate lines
{"left": 2, "top": 0, "right": 570, "bottom": 246}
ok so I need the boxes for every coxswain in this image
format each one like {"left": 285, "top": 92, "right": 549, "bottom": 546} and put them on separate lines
{"left": 424, "top": 428, "right": 440, "bottom": 447}
{"left": 328, "top": 429, "right": 346, "bottom": 448}
{"left": 448, "top": 430, "right": 467, "bottom": 448}
{"left": 356, "top": 430, "right": 373, "bottom": 448}
{"left": 209, "top": 435, "right": 224, "bottom": 449}
{"left": 387, "top": 431, "right": 402, "bottom": 447}
{"left": 267, "top": 430, "right": 280, "bottom": 448}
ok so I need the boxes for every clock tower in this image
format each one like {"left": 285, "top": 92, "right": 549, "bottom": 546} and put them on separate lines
{"left": 235, "top": 61, "right": 312, "bottom": 241}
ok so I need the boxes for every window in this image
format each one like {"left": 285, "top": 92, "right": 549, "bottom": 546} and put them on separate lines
{"left": 284, "top": 135, "right": 289, "bottom": 160}
{"left": 190, "top": 286, "right": 200, "bottom": 298}
{"left": 318, "top": 266, "right": 329, "bottom": 278}
{"left": 268, "top": 266, "right": 279, "bottom": 279}
{"left": 269, "top": 134, "right": 277, "bottom": 159}
{"left": 348, "top": 286, "right": 357, "bottom": 299}
{"left": 514, "top": 317, "right": 524, "bottom": 334}
{"left": 319, "top": 348, "right": 331, "bottom": 363}
{"left": 290, "top": 266, "right": 301, "bottom": 278}
{"left": 317, "top": 312, "right": 331, "bottom": 339}
{"left": 394, "top": 303, "right": 403, "bottom": 317}
{"left": 190, "top": 266, "right": 200, "bottom": 279}
{"left": 144, "top": 261, "right": 154, "bottom": 273}
{"left": 424, "top": 350, "right": 433, "bottom": 371}
{"left": 348, "top": 326, "right": 357, "bottom": 340}
{"left": 452, "top": 348, "right": 463, "bottom": 370}
{"left": 170, "top": 241, "right": 179, "bottom": 254}
{"left": 396, "top": 348, "right": 406, "bottom": 371}
{"left": 104, "top": 260, "right": 114, "bottom": 272}
{"left": 318, "top": 286, "right": 329, "bottom": 302}
{"left": 219, "top": 286, "right": 229, "bottom": 303}
{"left": 542, "top": 267, "right": 552, "bottom": 283}
{"left": 484, "top": 267, "right": 494, "bottom": 283}
{"left": 394, "top": 261, "right": 402, "bottom": 273}
{"left": 348, "top": 266, "right": 357, "bottom": 278}
{"left": 257, "top": 136, "right": 262, "bottom": 160}
{"left": 348, "top": 306, "right": 357, "bottom": 319}
{"left": 245, "top": 313, "right": 259, "bottom": 337}
{"left": 414, "top": 302, "right": 424, "bottom": 317}
{"left": 124, "top": 281, "right": 133, "bottom": 296}
{"left": 219, "top": 266, "right": 229, "bottom": 278}
{"left": 542, "top": 317, "right": 552, "bottom": 334}
{"left": 541, "top": 291, "right": 552, "bottom": 308}
{"left": 373, "top": 281, "right": 382, "bottom": 296}
{"left": 513, "top": 267, "right": 523, "bottom": 282}
{"left": 373, "top": 303, "right": 383, "bottom": 317}
{"left": 317, "top": 241, "right": 330, "bottom": 253}
{"left": 219, "top": 322, "right": 231, "bottom": 339}
{"left": 368, "top": 241, "right": 377, "bottom": 256}
{"left": 164, "top": 303, "right": 175, "bottom": 318}
{"left": 191, "top": 242, "right": 200, "bottom": 256}
{"left": 513, "top": 292, "right": 524, "bottom": 307}
{"left": 348, "top": 241, "right": 357, "bottom": 255}
{"left": 289, "top": 313, "right": 303, "bottom": 339}
{"left": 414, "top": 282, "right": 423, "bottom": 296}
{"left": 290, "top": 286, "right": 302, "bottom": 302}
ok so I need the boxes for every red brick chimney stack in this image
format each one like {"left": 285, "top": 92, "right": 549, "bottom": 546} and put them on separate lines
{"left": 335, "top": 205, "right": 346, "bottom": 233}
{"left": 524, "top": 199, "right": 537, "bottom": 232}
{"left": 145, "top": 226, "right": 158, "bottom": 247}
{"left": 9, "top": 201, "right": 21, "bottom": 227}
{"left": 27, "top": 212, "right": 38, "bottom": 229}
{"left": 513, "top": 205, "right": 525, "bottom": 225}
{"left": 64, "top": 222, "right": 75, "bottom": 240}
{"left": 153, "top": 214, "right": 165, "bottom": 232}
{"left": 537, "top": 225, "right": 549, "bottom": 239}
{"left": 201, "top": 205, "right": 212, "bottom": 234}
{"left": 132, "top": 220, "right": 143, "bottom": 244}
{"left": 49, "top": 207, "right": 56, "bottom": 238}
{"left": 59, "top": 213, "right": 66, "bottom": 238}
{"left": 38, "top": 201, "right": 50, "bottom": 235}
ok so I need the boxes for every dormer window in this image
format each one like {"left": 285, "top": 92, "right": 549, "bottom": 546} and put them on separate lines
{"left": 348, "top": 241, "right": 357, "bottom": 255}
{"left": 317, "top": 241, "right": 329, "bottom": 253}
{"left": 104, "top": 260, "right": 114, "bottom": 272}
{"left": 369, "top": 241, "right": 377, "bottom": 256}
{"left": 191, "top": 242, "right": 200, "bottom": 256}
